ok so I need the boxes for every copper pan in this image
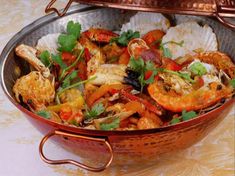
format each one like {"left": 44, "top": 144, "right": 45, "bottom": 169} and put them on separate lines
{"left": 0, "top": 5, "right": 234, "bottom": 172}
{"left": 45, "top": 0, "right": 235, "bottom": 29}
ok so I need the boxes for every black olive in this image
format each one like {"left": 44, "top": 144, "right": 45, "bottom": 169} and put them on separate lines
{"left": 125, "top": 69, "right": 140, "bottom": 79}
{"left": 124, "top": 76, "right": 141, "bottom": 91}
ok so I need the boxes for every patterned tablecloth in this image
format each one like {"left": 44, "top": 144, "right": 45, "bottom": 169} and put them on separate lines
{"left": 0, "top": 1, "right": 234, "bottom": 176}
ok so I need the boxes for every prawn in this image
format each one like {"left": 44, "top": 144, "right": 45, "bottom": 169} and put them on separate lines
{"left": 196, "top": 52, "right": 235, "bottom": 78}
{"left": 148, "top": 79, "right": 233, "bottom": 112}
{"left": 148, "top": 51, "right": 235, "bottom": 112}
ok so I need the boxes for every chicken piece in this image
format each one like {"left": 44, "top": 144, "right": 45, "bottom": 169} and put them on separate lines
{"left": 13, "top": 71, "right": 55, "bottom": 111}
{"left": 15, "top": 44, "right": 50, "bottom": 78}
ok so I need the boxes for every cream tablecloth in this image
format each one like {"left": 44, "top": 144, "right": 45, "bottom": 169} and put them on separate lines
{"left": 0, "top": 1, "right": 234, "bottom": 176}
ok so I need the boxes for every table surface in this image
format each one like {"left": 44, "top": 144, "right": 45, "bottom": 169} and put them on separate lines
{"left": 0, "top": 1, "right": 234, "bottom": 176}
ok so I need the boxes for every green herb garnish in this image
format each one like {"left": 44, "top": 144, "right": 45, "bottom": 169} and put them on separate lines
{"left": 51, "top": 54, "right": 67, "bottom": 69}
{"left": 182, "top": 110, "right": 197, "bottom": 121}
{"left": 229, "top": 78, "right": 235, "bottom": 88}
{"left": 67, "top": 21, "right": 81, "bottom": 39}
{"left": 169, "top": 110, "right": 197, "bottom": 125}
{"left": 110, "top": 30, "right": 140, "bottom": 46}
{"left": 57, "top": 21, "right": 81, "bottom": 52}
{"left": 39, "top": 50, "right": 51, "bottom": 67}
{"left": 170, "top": 118, "right": 180, "bottom": 125}
{"left": 59, "top": 48, "right": 84, "bottom": 80}
{"left": 57, "top": 76, "right": 96, "bottom": 96}
{"left": 100, "top": 118, "right": 120, "bottom": 131}
{"left": 61, "top": 70, "right": 78, "bottom": 88}
{"left": 36, "top": 110, "right": 51, "bottom": 119}
{"left": 129, "top": 56, "right": 159, "bottom": 92}
{"left": 189, "top": 62, "right": 207, "bottom": 76}
{"left": 58, "top": 34, "right": 77, "bottom": 52}
{"left": 85, "top": 103, "right": 105, "bottom": 119}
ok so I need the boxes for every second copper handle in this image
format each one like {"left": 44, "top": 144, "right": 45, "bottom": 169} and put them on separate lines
{"left": 39, "top": 130, "right": 114, "bottom": 172}
{"left": 45, "top": 0, "right": 73, "bottom": 17}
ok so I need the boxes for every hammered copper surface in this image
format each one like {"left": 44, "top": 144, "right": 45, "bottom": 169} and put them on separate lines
{"left": 46, "top": 0, "right": 235, "bottom": 28}
{"left": 0, "top": 6, "right": 235, "bottom": 170}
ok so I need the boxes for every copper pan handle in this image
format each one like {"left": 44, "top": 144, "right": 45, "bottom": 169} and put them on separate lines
{"left": 39, "top": 130, "right": 113, "bottom": 172}
{"left": 45, "top": 0, "right": 74, "bottom": 17}
{"left": 216, "top": 14, "right": 235, "bottom": 29}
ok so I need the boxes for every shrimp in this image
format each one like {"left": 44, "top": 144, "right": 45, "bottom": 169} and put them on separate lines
{"left": 83, "top": 28, "right": 118, "bottom": 43}
{"left": 148, "top": 51, "right": 235, "bottom": 112}
{"left": 148, "top": 79, "right": 233, "bottom": 112}
{"left": 196, "top": 52, "right": 235, "bottom": 78}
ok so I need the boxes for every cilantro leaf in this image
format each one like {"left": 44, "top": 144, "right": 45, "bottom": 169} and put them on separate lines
{"left": 182, "top": 110, "right": 197, "bottom": 121}
{"left": 59, "top": 48, "right": 84, "bottom": 80}
{"left": 62, "top": 70, "right": 78, "bottom": 88}
{"left": 230, "top": 78, "right": 235, "bottom": 88}
{"left": 189, "top": 62, "right": 207, "bottom": 76}
{"left": 57, "top": 76, "right": 97, "bottom": 96}
{"left": 39, "top": 50, "right": 51, "bottom": 67}
{"left": 51, "top": 54, "right": 67, "bottom": 69}
{"left": 58, "top": 34, "right": 77, "bottom": 52}
{"left": 110, "top": 30, "right": 140, "bottom": 46}
{"left": 100, "top": 118, "right": 120, "bottom": 131}
{"left": 36, "top": 110, "right": 51, "bottom": 119}
{"left": 128, "top": 57, "right": 159, "bottom": 91}
{"left": 129, "top": 56, "right": 145, "bottom": 72}
{"left": 170, "top": 118, "right": 180, "bottom": 125}
{"left": 85, "top": 103, "right": 105, "bottom": 119}
{"left": 67, "top": 21, "right": 81, "bottom": 39}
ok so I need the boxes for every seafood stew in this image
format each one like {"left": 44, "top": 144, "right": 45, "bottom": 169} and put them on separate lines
{"left": 12, "top": 13, "right": 235, "bottom": 131}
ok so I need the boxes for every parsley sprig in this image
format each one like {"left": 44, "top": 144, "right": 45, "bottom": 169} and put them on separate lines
{"left": 61, "top": 70, "right": 78, "bottom": 88}
{"left": 59, "top": 48, "right": 84, "bottom": 80}
{"left": 39, "top": 50, "right": 51, "bottom": 67}
{"left": 36, "top": 110, "right": 51, "bottom": 119}
{"left": 170, "top": 110, "right": 197, "bottom": 125}
{"left": 85, "top": 103, "right": 105, "bottom": 120}
{"left": 230, "top": 78, "right": 235, "bottom": 88}
{"left": 57, "top": 75, "right": 96, "bottom": 96}
{"left": 58, "top": 21, "right": 81, "bottom": 52}
{"left": 128, "top": 56, "right": 159, "bottom": 92}
{"left": 100, "top": 118, "right": 120, "bottom": 131}
{"left": 110, "top": 30, "right": 140, "bottom": 46}
{"left": 189, "top": 61, "right": 207, "bottom": 76}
